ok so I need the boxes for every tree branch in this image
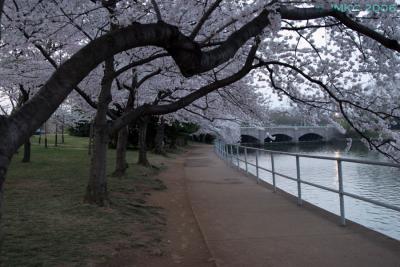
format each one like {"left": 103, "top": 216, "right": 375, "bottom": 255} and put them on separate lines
{"left": 151, "top": 0, "right": 162, "bottom": 21}
{"left": 189, "top": 0, "right": 223, "bottom": 40}
{"left": 110, "top": 41, "right": 259, "bottom": 133}
{"left": 136, "top": 68, "right": 162, "bottom": 88}
{"left": 0, "top": 0, "right": 4, "bottom": 39}
{"left": 111, "top": 53, "right": 168, "bottom": 80}
{"left": 280, "top": 7, "right": 400, "bottom": 52}
{"left": 2, "top": 11, "right": 104, "bottom": 114}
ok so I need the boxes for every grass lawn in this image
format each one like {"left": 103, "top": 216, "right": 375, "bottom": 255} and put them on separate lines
{"left": 1, "top": 135, "right": 171, "bottom": 266}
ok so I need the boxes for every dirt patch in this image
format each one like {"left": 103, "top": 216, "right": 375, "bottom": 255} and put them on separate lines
{"left": 99, "top": 154, "right": 216, "bottom": 267}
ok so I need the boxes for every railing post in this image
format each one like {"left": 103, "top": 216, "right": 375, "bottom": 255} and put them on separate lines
{"left": 228, "top": 144, "right": 230, "bottom": 162}
{"left": 224, "top": 144, "right": 227, "bottom": 158}
{"left": 225, "top": 143, "right": 228, "bottom": 159}
{"left": 337, "top": 159, "right": 346, "bottom": 226}
{"left": 296, "top": 155, "right": 302, "bottom": 206}
{"left": 224, "top": 144, "right": 227, "bottom": 159}
{"left": 231, "top": 145, "right": 235, "bottom": 165}
{"left": 236, "top": 145, "right": 240, "bottom": 168}
{"left": 271, "top": 153, "right": 276, "bottom": 192}
{"left": 256, "top": 149, "right": 259, "bottom": 183}
{"left": 230, "top": 144, "right": 233, "bottom": 164}
{"left": 244, "top": 147, "right": 248, "bottom": 172}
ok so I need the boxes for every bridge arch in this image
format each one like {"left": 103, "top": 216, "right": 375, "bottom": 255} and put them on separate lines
{"left": 298, "top": 133, "right": 324, "bottom": 142}
{"left": 241, "top": 134, "right": 260, "bottom": 144}
{"left": 265, "top": 134, "right": 293, "bottom": 143}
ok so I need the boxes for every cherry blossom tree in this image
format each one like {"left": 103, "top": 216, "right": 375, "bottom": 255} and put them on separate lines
{"left": 0, "top": 0, "right": 399, "bottom": 218}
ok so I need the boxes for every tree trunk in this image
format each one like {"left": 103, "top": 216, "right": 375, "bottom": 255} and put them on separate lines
{"left": 88, "top": 121, "right": 94, "bottom": 155}
{"left": 154, "top": 119, "right": 165, "bottom": 155}
{"left": 61, "top": 121, "right": 65, "bottom": 144}
{"left": 0, "top": 152, "right": 11, "bottom": 238}
{"left": 113, "top": 68, "right": 137, "bottom": 175}
{"left": 138, "top": 117, "right": 150, "bottom": 166}
{"left": 84, "top": 57, "right": 114, "bottom": 206}
{"left": 44, "top": 122, "right": 48, "bottom": 148}
{"left": 55, "top": 123, "right": 58, "bottom": 147}
{"left": 22, "top": 140, "right": 31, "bottom": 163}
{"left": 85, "top": 121, "right": 109, "bottom": 206}
{"left": 113, "top": 126, "right": 129, "bottom": 177}
{"left": 169, "top": 136, "right": 177, "bottom": 149}
{"left": 0, "top": 0, "right": 4, "bottom": 39}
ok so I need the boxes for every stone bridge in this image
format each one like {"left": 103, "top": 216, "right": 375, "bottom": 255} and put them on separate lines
{"left": 241, "top": 126, "right": 344, "bottom": 143}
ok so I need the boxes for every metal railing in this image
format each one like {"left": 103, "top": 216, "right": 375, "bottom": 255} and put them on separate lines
{"left": 214, "top": 140, "right": 400, "bottom": 226}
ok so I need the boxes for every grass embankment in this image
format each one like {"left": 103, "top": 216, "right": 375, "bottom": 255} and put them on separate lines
{"left": 1, "top": 135, "right": 172, "bottom": 266}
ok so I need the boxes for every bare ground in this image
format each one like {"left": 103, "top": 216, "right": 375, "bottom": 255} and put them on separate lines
{"left": 98, "top": 151, "right": 216, "bottom": 267}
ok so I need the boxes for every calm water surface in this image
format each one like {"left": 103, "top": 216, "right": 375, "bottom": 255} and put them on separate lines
{"left": 235, "top": 141, "right": 400, "bottom": 240}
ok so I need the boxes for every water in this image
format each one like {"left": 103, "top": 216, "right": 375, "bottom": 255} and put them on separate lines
{"left": 234, "top": 141, "right": 400, "bottom": 240}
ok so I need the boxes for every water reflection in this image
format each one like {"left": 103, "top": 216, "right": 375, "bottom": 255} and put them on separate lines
{"left": 238, "top": 141, "right": 400, "bottom": 240}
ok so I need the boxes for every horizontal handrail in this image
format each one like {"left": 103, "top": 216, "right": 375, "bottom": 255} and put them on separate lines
{"left": 343, "top": 191, "right": 400, "bottom": 213}
{"left": 214, "top": 140, "right": 400, "bottom": 228}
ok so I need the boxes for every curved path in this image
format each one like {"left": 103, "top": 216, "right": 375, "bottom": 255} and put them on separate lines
{"left": 184, "top": 144, "right": 400, "bottom": 267}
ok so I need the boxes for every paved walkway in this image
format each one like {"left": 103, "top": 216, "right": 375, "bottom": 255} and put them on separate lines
{"left": 183, "top": 144, "right": 400, "bottom": 267}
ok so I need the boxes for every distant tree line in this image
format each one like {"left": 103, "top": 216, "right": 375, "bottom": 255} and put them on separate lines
{"left": 68, "top": 118, "right": 203, "bottom": 151}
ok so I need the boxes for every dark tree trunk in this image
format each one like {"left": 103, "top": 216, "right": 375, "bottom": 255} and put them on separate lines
{"left": 88, "top": 121, "right": 94, "bottom": 155}
{"left": 0, "top": 151, "right": 11, "bottom": 234}
{"left": 154, "top": 119, "right": 165, "bottom": 155}
{"left": 169, "top": 136, "right": 177, "bottom": 149}
{"left": 0, "top": 0, "right": 4, "bottom": 39}
{"left": 0, "top": 0, "right": 10, "bottom": 219}
{"left": 113, "top": 68, "right": 137, "bottom": 176}
{"left": 44, "top": 122, "right": 48, "bottom": 148}
{"left": 113, "top": 126, "right": 129, "bottom": 177}
{"left": 38, "top": 131, "right": 41, "bottom": 144}
{"left": 138, "top": 116, "right": 150, "bottom": 166}
{"left": 84, "top": 57, "right": 114, "bottom": 206}
{"left": 55, "top": 123, "right": 58, "bottom": 147}
{"left": 61, "top": 121, "right": 65, "bottom": 144}
{"left": 22, "top": 140, "right": 31, "bottom": 163}
{"left": 0, "top": 166, "right": 7, "bottom": 239}
{"left": 85, "top": 120, "right": 109, "bottom": 206}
